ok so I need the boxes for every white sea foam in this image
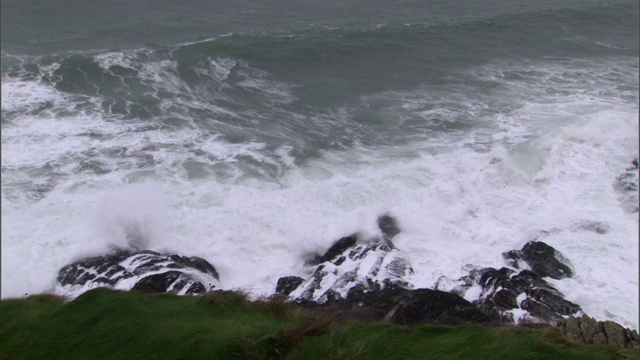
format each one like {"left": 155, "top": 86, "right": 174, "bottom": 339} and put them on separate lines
{"left": 236, "top": 66, "right": 296, "bottom": 105}
{"left": 210, "top": 57, "right": 237, "bottom": 81}
{"left": 88, "top": 182, "right": 170, "bottom": 251}
{"left": 1, "top": 79, "right": 61, "bottom": 114}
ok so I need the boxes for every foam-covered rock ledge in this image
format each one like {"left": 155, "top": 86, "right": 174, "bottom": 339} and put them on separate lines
{"left": 280, "top": 214, "right": 414, "bottom": 304}
{"left": 278, "top": 214, "right": 583, "bottom": 327}
{"left": 614, "top": 158, "right": 639, "bottom": 213}
{"left": 276, "top": 215, "right": 488, "bottom": 325}
{"left": 56, "top": 250, "right": 220, "bottom": 296}
{"left": 437, "top": 230, "right": 582, "bottom": 325}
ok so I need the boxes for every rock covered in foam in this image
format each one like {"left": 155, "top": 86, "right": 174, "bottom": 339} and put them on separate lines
{"left": 437, "top": 237, "right": 581, "bottom": 325}
{"left": 279, "top": 214, "right": 414, "bottom": 303}
{"left": 275, "top": 276, "right": 305, "bottom": 296}
{"left": 56, "top": 250, "right": 219, "bottom": 296}
{"left": 504, "top": 240, "right": 574, "bottom": 280}
{"left": 613, "top": 158, "right": 639, "bottom": 213}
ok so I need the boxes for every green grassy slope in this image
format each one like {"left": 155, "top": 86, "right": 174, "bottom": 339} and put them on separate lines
{"left": 1, "top": 288, "right": 637, "bottom": 360}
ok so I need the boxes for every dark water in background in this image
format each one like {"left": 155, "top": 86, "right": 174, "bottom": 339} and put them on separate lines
{"left": 1, "top": 0, "right": 639, "bottom": 328}
{"left": 2, "top": 1, "right": 638, "bottom": 175}
{"left": 3, "top": 0, "right": 635, "bottom": 55}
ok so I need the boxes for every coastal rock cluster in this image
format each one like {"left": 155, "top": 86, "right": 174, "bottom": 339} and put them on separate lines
{"left": 53, "top": 159, "right": 639, "bottom": 346}
{"left": 436, "top": 233, "right": 581, "bottom": 325}
{"left": 274, "top": 214, "right": 488, "bottom": 325}
{"left": 277, "top": 218, "right": 580, "bottom": 326}
{"left": 53, "top": 219, "right": 638, "bottom": 347}
{"left": 277, "top": 215, "right": 413, "bottom": 303}
{"left": 56, "top": 250, "right": 219, "bottom": 295}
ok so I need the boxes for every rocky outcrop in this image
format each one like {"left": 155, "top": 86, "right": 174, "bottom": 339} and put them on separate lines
{"left": 276, "top": 214, "right": 489, "bottom": 326}
{"left": 613, "top": 158, "right": 639, "bottom": 213}
{"left": 503, "top": 240, "right": 574, "bottom": 280}
{"left": 560, "top": 315, "right": 640, "bottom": 349}
{"left": 299, "top": 284, "right": 490, "bottom": 326}
{"left": 346, "top": 286, "right": 489, "bottom": 325}
{"left": 281, "top": 214, "right": 414, "bottom": 303}
{"left": 51, "top": 207, "right": 634, "bottom": 335}
{"left": 437, "top": 237, "right": 581, "bottom": 325}
{"left": 279, "top": 216, "right": 588, "bottom": 326}
{"left": 276, "top": 276, "right": 305, "bottom": 296}
{"left": 56, "top": 250, "right": 219, "bottom": 296}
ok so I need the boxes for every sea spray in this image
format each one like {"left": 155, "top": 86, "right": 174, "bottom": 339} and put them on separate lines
{"left": 89, "top": 182, "right": 170, "bottom": 252}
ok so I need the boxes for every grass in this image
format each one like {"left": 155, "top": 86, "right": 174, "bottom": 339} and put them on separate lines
{"left": 1, "top": 288, "right": 638, "bottom": 360}
{"left": 0, "top": 288, "right": 303, "bottom": 360}
{"left": 286, "top": 323, "right": 639, "bottom": 360}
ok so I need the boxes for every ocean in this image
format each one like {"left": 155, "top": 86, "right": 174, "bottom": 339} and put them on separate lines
{"left": 1, "top": 0, "right": 638, "bottom": 329}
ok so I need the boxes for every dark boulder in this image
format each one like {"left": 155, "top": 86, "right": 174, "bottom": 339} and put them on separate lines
{"left": 504, "top": 241, "right": 573, "bottom": 280}
{"left": 388, "top": 288, "right": 489, "bottom": 325}
{"left": 57, "top": 250, "right": 133, "bottom": 287}
{"left": 491, "top": 289, "right": 518, "bottom": 310}
{"left": 133, "top": 271, "right": 187, "bottom": 293}
{"left": 276, "top": 276, "right": 305, "bottom": 296}
{"left": 519, "top": 287, "right": 581, "bottom": 323}
{"left": 473, "top": 266, "right": 580, "bottom": 324}
{"left": 377, "top": 214, "right": 401, "bottom": 240}
{"left": 524, "top": 288, "right": 581, "bottom": 316}
{"left": 56, "top": 250, "right": 219, "bottom": 296}
{"left": 300, "top": 286, "right": 490, "bottom": 326}
{"left": 308, "top": 235, "right": 358, "bottom": 266}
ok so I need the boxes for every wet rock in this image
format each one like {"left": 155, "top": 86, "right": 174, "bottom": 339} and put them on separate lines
{"left": 132, "top": 271, "right": 205, "bottom": 294}
{"left": 302, "top": 285, "right": 490, "bottom": 326}
{"left": 505, "top": 241, "right": 574, "bottom": 280}
{"left": 613, "top": 159, "right": 639, "bottom": 213}
{"left": 307, "top": 235, "right": 357, "bottom": 266}
{"left": 492, "top": 289, "right": 518, "bottom": 310}
{"left": 441, "top": 240, "right": 580, "bottom": 325}
{"left": 525, "top": 288, "right": 581, "bottom": 316}
{"left": 276, "top": 276, "right": 305, "bottom": 296}
{"left": 472, "top": 267, "right": 581, "bottom": 324}
{"left": 389, "top": 288, "right": 489, "bottom": 325}
{"left": 57, "top": 250, "right": 133, "bottom": 287}
{"left": 284, "top": 214, "right": 414, "bottom": 303}
{"left": 520, "top": 298, "right": 564, "bottom": 322}
{"left": 509, "top": 270, "right": 556, "bottom": 294}
{"left": 479, "top": 267, "right": 514, "bottom": 291}
{"left": 377, "top": 214, "right": 401, "bottom": 240}
{"left": 519, "top": 287, "right": 581, "bottom": 323}
{"left": 56, "top": 250, "right": 219, "bottom": 296}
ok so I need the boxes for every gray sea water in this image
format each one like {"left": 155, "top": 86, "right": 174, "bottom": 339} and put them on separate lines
{"left": 2, "top": 0, "right": 639, "bottom": 328}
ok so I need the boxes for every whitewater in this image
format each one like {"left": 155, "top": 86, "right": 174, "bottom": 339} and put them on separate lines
{"left": 2, "top": 0, "right": 638, "bottom": 330}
